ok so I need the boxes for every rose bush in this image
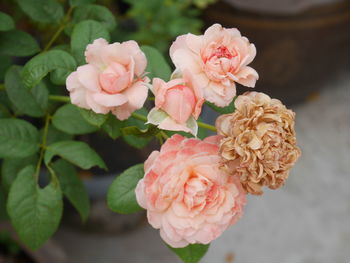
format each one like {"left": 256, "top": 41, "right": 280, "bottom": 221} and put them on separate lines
{"left": 0, "top": 0, "right": 301, "bottom": 260}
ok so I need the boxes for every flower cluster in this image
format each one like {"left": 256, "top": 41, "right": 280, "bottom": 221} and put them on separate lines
{"left": 66, "top": 23, "right": 300, "bottom": 248}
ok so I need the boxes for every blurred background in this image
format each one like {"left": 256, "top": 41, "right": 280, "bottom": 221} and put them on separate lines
{"left": 1, "top": 0, "right": 350, "bottom": 262}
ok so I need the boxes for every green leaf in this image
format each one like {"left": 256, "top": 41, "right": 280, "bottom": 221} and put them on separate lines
{"left": 122, "top": 125, "right": 159, "bottom": 138}
{"left": 0, "top": 12, "right": 15, "bottom": 31}
{"left": 123, "top": 108, "right": 152, "bottom": 149}
{"left": 107, "top": 164, "right": 144, "bottom": 214}
{"left": 44, "top": 140, "right": 107, "bottom": 170}
{"left": 79, "top": 108, "right": 108, "bottom": 127}
{"left": 0, "top": 104, "right": 11, "bottom": 118}
{"left": 5, "top": 66, "right": 48, "bottom": 117}
{"left": 1, "top": 155, "right": 38, "bottom": 194}
{"left": 141, "top": 45, "right": 172, "bottom": 81}
{"left": 102, "top": 114, "right": 124, "bottom": 139}
{"left": 52, "top": 159, "right": 90, "bottom": 222}
{"left": 45, "top": 125, "right": 73, "bottom": 145}
{"left": 71, "top": 20, "right": 110, "bottom": 65}
{"left": 0, "top": 55, "right": 11, "bottom": 82}
{"left": 15, "top": 0, "right": 64, "bottom": 24}
{"left": 168, "top": 244, "right": 210, "bottom": 263}
{"left": 21, "top": 50, "right": 77, "bottom": 88}
{"left": 52, "top": 104, "right": 98, "bottom": 135}
{"left": 69, "top": 0, "right": 96, "bottom": 7}
{"left": 0, "top": 119, "right": 39, "bottom": 158}
{"left": 7, "top": 165, "right": 63, "bottom": 250}
{"left": 0, "top": 30, "right": 40, "bottom": 57}
{"left": 70, "top": 4, "right": 117, "bottom": 33}
{"left": 206, "top": 99, "right": 236, "bottom": 114}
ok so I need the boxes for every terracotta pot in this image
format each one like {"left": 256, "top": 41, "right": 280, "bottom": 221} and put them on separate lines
{"left": 203, "top": 1, "right": 350, "bottom": 105}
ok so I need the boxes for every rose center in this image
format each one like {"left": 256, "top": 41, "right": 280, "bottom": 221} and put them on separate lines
{"left": 99, "top": 62, "right": 130, "bottom": 94}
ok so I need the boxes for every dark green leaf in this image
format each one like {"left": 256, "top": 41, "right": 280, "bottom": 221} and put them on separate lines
{"left": 0, "top": 119, "right": 39, "bottom": 158}
{"left": 0, "top": 55, "right": 11, "bottom": 82}
{"left": 0, "top": 12, "right": 15, "bottom": 31}
{"left": 15, "top": 0, "right": 64, "bottom": 24}
{"left": 44, "top": 140, "right": 107, "bottom": 170}
{"left": 168, "top": 244, "right": 210, "bottom": 263}
{"left": 52, "top": 104, "right": 98, "bottom": 135}
{"left": 79, "top": 108, "right": 108, "bottom": 127}
{"left": 0, "top": 30, "right": 40, "bottom": 57}
{"left": 141, "top": 45, "right": 172, "bottom": 81}
{"left": 7, "top": 165, "right": 63, "bottom": 250}
{"left": 21, "top": 50, "right": 77, "bottom": 88}
{"left": 102, "top": 114, "right": 124, "bottom": 139}
{"left": 45, "top": 125, "right": 73, "bottom": 145}
{"left": 69, "top": 0, "right": 96, "bottom": 7}
{"left": 5, "top": 66, "right": 48, "bottom": 117}
{"left": 52, "top": 159, "right": 90, "bottom": 222}
{"left": 70, "top": 4, "right": 117, "bottom": 33}
{"left": 1, "top": 155, "right": 38, "bottom": 194}
{"left": 206, "top": 99, "right": 236, "bottom": 114}
{"left": 123, "top": 108, "right": 151, "bottom": 149}
{"left": 107, "top": 164, "right": 144, "bottom": 214}
{"left": 71, "top": 20, "right": 110, "bottom": 65}
{"left": 122, "top": 125, "right": 159, "bottom": 138}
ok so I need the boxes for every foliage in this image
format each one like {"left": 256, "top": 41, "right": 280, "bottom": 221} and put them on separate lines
{"left": 0, "top": 0, "right": 217, "bottom": 261}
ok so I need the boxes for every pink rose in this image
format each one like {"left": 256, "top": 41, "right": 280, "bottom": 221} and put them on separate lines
{"left": 66, "top": 38, "right": 149, "bottom": 120}
{"left": 135, "top": 134, "right": 246, "bottom": 248}
{"left": 170, "top": 24, "right": 258, "bottom": 107}
{"left": 147, "top": 71, "right": 204, "bottom": 135}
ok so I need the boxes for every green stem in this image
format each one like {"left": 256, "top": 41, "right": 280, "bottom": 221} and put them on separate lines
{"left": 131, "top": 112, "right": 147, "bottom": 122}
{"left": 43, "top": 6, "right": 74, "bottom": 52}
{"left": 49, "top": 95, "right": 70, "bottom": 103}
{"left": 197, "top": 121, "right": 217, "bottom": 132}
{"left": 35, "top": 114, "right": 51, "bottom": 180}
{"left": 0, "top": 84, "right": 4, "bottom": 91}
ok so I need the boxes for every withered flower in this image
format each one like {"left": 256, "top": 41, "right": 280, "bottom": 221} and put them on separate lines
{"left": 216, "top": 92, "right": 301, "bottom": 195}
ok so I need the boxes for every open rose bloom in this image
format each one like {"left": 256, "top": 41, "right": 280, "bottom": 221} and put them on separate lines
{"left": 66, "top": 38, "right": 149, "bottom": 120}
{"left": 135, "top": 135, "right": 246, "bottom": 248}
{"left": 147, "top": 71, "right": 204, "bottom": 135}
{"left": 170, "top": 23, "right": 258, "bottom": 107}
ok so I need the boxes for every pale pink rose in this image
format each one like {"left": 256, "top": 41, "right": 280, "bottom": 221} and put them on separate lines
{"left": 147, "top": 71, "right": 204, "bottom": 135}
{"left": 135, "top": 134, "right": 246, "bottom": 248}
{"left": 66, "top": 38, "right": 149, "bottom": 120}
{"left": 170, "top": 23, "right": 258, "bottom": 107}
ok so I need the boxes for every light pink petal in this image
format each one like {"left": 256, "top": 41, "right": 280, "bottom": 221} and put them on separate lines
{"left": 169, "top": 34, "right": 188, "bottom": 59}
{"left": 77, "top": 64, "right": 100, "bottom": 92}
{"left": 92, "top": 93, "right": 128, "bottom": 107}
{"left": 85, "top": 93, "right": 109, "bottom": 114}
{"left": 144, "top": 151, "right": 160, "bottom": 174}
{"left": 171, "top": 49, "right": 202, "bottom": 74}
{"left": 235, "top": 66, "right": 259, "bottom": 87}
{"left": 204, "top": 135, "right": 222, "bottom": 145}
{"left": 160, "top": 229, "right": 189, "bottom": 248}
{"left": 85, "top": 38, "right": 109, "bottom": 68}
{"left": 123, "top": 40, "right": 147, "bottom": 76}
{"left": 204, "top": 81, "right": 236, "bottom": 107}
{"left": 135, "top": 179, "right": 147, "bottom": 209}
{"left": 112, "top": 81, "right": 149, "bottom": 120}
{"left": 186, "top": 33, "right": 203, "bottom": 55}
